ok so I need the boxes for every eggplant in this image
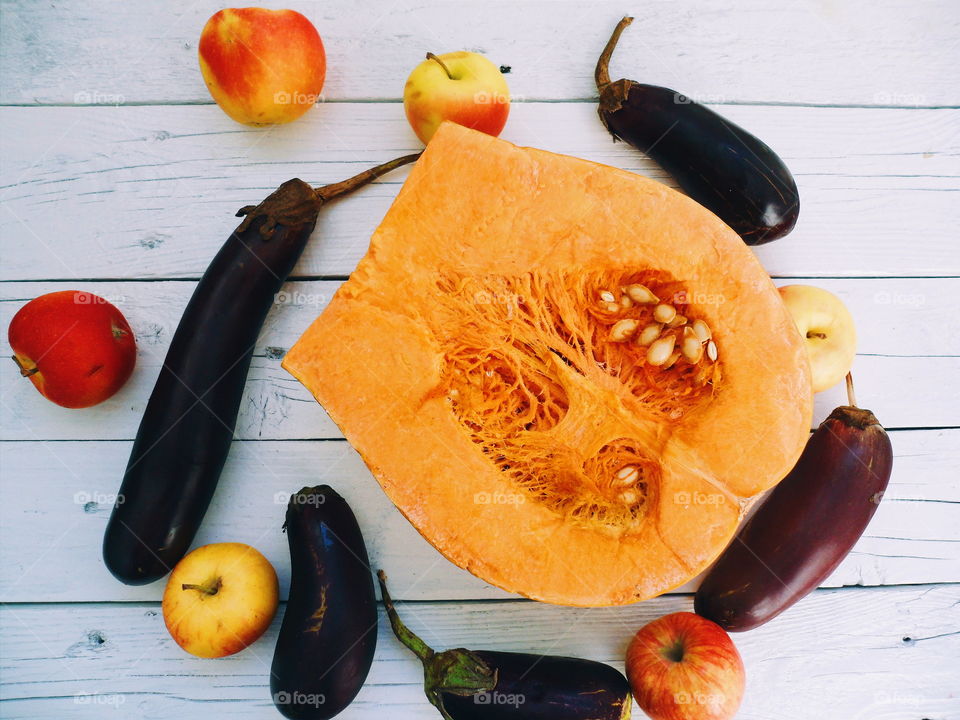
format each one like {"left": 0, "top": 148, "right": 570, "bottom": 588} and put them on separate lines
{"left": 271, "top": 486, "right": 377, "bottom": 719}
{"left": 695, "top": 375, "right": 893, "bottom": 631}
{"left": 378, "top": 571, "right": 631, "bottom": 720}
{"left": 102, "top": 155, "right": 419, "bottom": 585}
{"left": 595, "top": 17, "right": 799, "bottom": 244}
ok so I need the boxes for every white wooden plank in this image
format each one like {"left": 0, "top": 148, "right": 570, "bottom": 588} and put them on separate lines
{"left": 1, "top": 103, "right": 957, "bottom": 281}
{"left": 0, "top": 585, "right": 957, "bottom": 719}
{"left": 2, "top": 0, "right": 958, "bottom": 107}
{"left": 0, "top": 430, "right": 956, "bottom": 603}
{"left": 2, "top": 278, "right": 956, "bottom": 441}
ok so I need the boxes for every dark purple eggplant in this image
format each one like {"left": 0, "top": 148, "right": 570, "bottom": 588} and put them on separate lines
{"left": 378, "top": 571, "right": 631, "bottom": 720}
{"left": 695, "top": 375, "right": 893, "bottom": 631}
{"left": 271, "top": 486, "right": 377, "bottom": 719}
{"left": 102, "top": 155, "right": 418, "bottom": 585}
{"left": 595, "top": 17, "right": 799, "bottom": 244}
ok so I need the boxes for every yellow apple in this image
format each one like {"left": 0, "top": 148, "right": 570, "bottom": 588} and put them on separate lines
{"left": 779, "top": 284, "right": 857, "bottom": 393}
{"left": 403, "top": 51, "right": 510, "bottom": 144}
{"left": 162, "top": 542, "right": 279, "bottom": 658}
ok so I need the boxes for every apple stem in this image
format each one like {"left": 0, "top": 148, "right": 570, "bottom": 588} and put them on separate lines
{"left": 11, "top": 355, "right": 38, "bottom": 377}
{"left": 182, "top": 578, "right": 222, "bottom": 596}
{"left": 806, "top": 331, "right": 828, "bottom": 340}
{"left": 846, "top": 372, "right": 857, "bottom": 408}
{"left": 426, "top": 52, "right": 454, "bottom": 80}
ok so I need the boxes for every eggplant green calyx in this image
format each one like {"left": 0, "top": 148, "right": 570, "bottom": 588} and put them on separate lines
{"left": 378, "top": 570, "right": 497, "bottom": 720}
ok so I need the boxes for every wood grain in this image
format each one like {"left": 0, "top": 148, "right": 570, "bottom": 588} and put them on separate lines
{"left": 3, "top": 278, "right": 956, "bottom": 441}
{"left": 1, "top": 104, "right": 958, "bottom": 281}
{"left": 2, "top": 0, "right": 958, "bottom": 107}
{"left": 0, "top": 585, "right": 957, "bottom": 719}
{"left": 1, "top": 430, "right": 955, "bottom": 603}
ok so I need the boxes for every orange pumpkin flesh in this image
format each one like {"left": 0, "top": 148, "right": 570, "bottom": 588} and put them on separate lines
{"left": 283, "top": 123, "right": 813, "bottom": 606}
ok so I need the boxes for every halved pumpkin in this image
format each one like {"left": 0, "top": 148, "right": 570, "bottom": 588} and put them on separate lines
{"left": 283, "top": 122, "right": 812, "bottom": 606}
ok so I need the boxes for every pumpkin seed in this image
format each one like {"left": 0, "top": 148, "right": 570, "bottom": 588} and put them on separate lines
{"left": 605, "top": 302, "right": 620, "bottom": 313}
{"left": 600, "top": 290, "right": 616, "bottom": 303}
{"left": 707, "top": 340, "right": 718, "bottom": 362}
{"left": 620, "top": 294, "right": 634, "bottom": 308}
{"left": 620, "top": 489, "right": 639, "bottom": 505}
{"left": 638, "top": 323, "right": 662, "bottom": 346}
{"left": 610, "top": 318, "right": 640, "bottom": 342}
{"left": 681, "top": 334, "right": 704, "bottom": 363}
{"left": 692, "top": 319, "right": 711, "bottom": 343}
{"left": 647, "top": 335, "right": 676, "bottom": 365}
{"left": 626, "top": 284, "right": 658, "bottom": 304}
{"left": 653, "top": 303, "right": 676, "bottom": 324}
{"left": 615, "top": 465, "right": 640, "bottom": 485}
{"left": 663, "top": 350, "right": 681, "bottom": 369}
{"left": 666, "top": 314, "right": 687, "bottom": 328}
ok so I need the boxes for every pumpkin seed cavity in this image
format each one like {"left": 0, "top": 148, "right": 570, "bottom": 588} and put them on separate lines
{"left": 437, "top": 271, "right": 719, "bottom": 530}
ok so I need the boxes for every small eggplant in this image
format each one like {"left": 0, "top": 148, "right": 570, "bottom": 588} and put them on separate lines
{"left": 271, "top": 486, "right": 378, "bottom": 719}
{"left": 102, "top": 154, "right": 418, "bottom": 586}
{"left": 695, "top": 375, "right": 893, "bottom": 631}
{"left": 595, "top": 17, "right": 799, "bottom": 244}
{"left": 378, "top": 571, "right": 631, "bottom": 720}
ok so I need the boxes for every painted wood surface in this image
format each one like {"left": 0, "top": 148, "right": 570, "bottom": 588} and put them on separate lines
{"left": 1, "top": 430, "right": 956, "bottom": 603}
{"left": 2, "top": 278, "right": 957, "bottom": 441}
{"left": 1, "top": 1, "right": 958, "bottom": 718}
{"left": 1, "top": 585, "right": 958, "bottom": 719}
{"left": 2, "top": 0, "right": 958, "bottom": 107}
{"left": 2, "top": 104, "right": 958, "bottom": 281}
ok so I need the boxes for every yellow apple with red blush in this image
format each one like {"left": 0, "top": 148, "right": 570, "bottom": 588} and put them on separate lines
{"left": 162, "top": 543, "right": 279, "bottom": 658}
{"left": 404, "top": 51, "right": 510, "bottom": 144}
{"left": 198, "top": 8, "right": 326, "bottom": 126}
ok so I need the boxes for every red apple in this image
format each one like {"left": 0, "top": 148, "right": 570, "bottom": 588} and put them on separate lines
{"left": 8, "top": 291, "right": 136, "bottom": 408}
{"left": 162, "top": 542, "right": 279, "bottom": 658}
{"left": 199, "top": 8, "right": 326, "bottom": 126}
{"left": 626, "top": 612, "right": 745, "bottom": 720}
{"left": 403, "top": 51, "right": 510, "bottom": 144}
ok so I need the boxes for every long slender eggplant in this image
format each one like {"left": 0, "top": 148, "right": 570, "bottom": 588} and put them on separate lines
{"left": 595, "top": 17, "right": 799, "bottom": 244}
{"left": 378, "top": 571, "right": 631, "bottom": 720}
{"left": 102, "top": 155, "right": 419, "bottom": 585}
{"left": 695, "top": 375, "right": 893, "bottom": 631}
{"left": 271, "top": 486, "right": 377, "bottom": 719}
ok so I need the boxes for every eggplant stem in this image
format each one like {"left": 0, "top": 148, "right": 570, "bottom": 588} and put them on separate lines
{"left": 595, "top": 16, "right": 633, "bottom": 91}
{"left": 846, "top": 372, "right": 857, "bottom": 408}
{"left": 315, "top": 153, "right": 422, "bottom": 203}
{"left": 377, "top": 570, "right": 434, "bottom": 661}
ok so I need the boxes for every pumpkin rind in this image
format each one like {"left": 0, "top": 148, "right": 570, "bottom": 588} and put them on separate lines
{"left": 283, "top": 123, "right": 812, "bottom": 606}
